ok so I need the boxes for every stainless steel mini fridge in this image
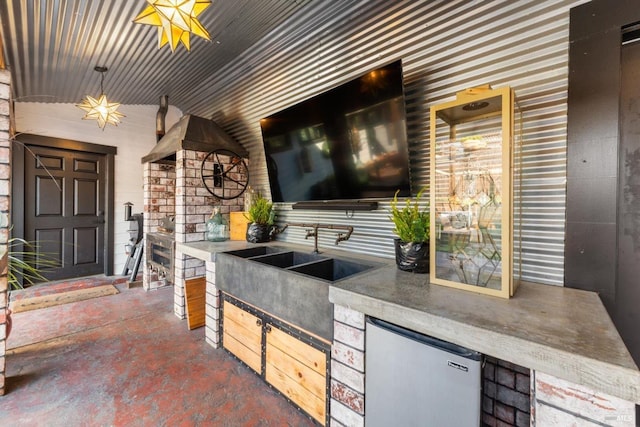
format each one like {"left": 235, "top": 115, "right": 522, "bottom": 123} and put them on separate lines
{"left": 365, "top": 317, "right": 482, "bottom": 427}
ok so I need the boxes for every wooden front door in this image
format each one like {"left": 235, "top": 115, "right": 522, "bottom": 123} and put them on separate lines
{"left": 14, "top": 136, "right": 115, "bottom": 282}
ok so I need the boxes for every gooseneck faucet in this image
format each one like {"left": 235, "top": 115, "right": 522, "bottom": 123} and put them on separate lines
{"left": 274, "top": 223, "right": 354, "bottom": 253}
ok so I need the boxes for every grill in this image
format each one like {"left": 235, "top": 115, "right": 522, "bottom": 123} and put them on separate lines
{"left": 145, "top": 231, "right": 175, "bottom": 289}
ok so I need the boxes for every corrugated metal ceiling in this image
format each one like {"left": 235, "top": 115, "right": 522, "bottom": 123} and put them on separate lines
{"left": 0, "top": 0, "right": 310, "bottom": 109}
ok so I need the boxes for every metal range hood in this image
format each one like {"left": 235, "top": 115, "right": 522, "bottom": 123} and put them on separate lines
{"left": 141, "top": 114, "right": 249, "bottom": 164}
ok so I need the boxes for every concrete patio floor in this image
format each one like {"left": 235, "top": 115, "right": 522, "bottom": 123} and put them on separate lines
{"left": 0, "top": 282, "right": 315, "bottom": 426}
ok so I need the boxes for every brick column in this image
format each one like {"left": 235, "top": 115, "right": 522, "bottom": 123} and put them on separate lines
{"left": 330, "top": 304, "right": 366, "bottom": 426}
{"left": 204, "top": 260, "right": 221, "bottom": 348}
{"left": 173, "top": 149, "right": 209, "bottom": 319}
{"left": 0, "top": 69, "right": 11, "bottom": 396}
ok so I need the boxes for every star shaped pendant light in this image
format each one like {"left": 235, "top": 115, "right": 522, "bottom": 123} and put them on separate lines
{"left": 76, "top": 66, "right": 125, "bottom": 130}
{"left": 133, "top": 0, "right": 212, "bottom": 52}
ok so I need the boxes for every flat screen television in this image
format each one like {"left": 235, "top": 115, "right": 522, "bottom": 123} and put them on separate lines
{"left": 260, "top": 60, "right": 411, "bottom": 203}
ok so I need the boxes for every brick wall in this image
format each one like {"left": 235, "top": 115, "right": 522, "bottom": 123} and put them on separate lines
{"left": 204, "top": 260, "right": 220, "bottom": 348}
{"left": 483, "top": 356, "right": 531, "bottom": 427}
{"left": 533, "top": 371, "right": 635, "bottom": 426}
{"left": 330, "top": 305, "right": 366, "bottom": 427}
{"left": 143, "top": 162, "right": 176, "bottom": 234}
{"left": 142, "top": 161, "right": 175, "bottom": 291}
{"left": 0, "top": 69, "right": 11, "bottom": 396}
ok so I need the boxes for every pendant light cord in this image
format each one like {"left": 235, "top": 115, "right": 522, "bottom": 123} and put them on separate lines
{"left": 94, "top": 65, "right": 108, "bottom": 96}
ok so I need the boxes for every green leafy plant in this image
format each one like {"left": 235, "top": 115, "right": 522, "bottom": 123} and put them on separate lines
{"left": 8, "top": 237, "right": 60, "bottom": 290}
{"left": 245, "top": 193, "right": 273, "bottom": 225}
{"left": 389, "top": 188, "right": 430, "bottom": 243}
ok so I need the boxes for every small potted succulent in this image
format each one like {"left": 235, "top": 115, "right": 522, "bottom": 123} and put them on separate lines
{"left": 245, "top": 193, "right": 274, "bottom": 243}
{"left": 389, "top": 188, "right": 430, "bottom": 273}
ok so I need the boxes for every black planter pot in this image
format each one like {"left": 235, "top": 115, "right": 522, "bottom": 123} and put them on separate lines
{"left": 246, "top": 223, "right": 271, "bottom": 243}
{"left": 394, "top": 238, "right": 429, "bottom": 273}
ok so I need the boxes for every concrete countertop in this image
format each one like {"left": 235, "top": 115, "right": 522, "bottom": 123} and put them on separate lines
{"left": 176, "top": 240, "right": 257, "bottom": 262}
{"left": 177, "top": 240, "right": 640, "bottom": 404}
{"left": 329, "top": 266, "right": 640, "bottom": 404}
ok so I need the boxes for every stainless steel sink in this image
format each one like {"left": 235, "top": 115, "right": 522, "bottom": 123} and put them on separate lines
{"left": 288, "top": 258, "right": 376, "bottom": 281}
{"left": 251, "top": 251, "right": 328, "bottom": 268}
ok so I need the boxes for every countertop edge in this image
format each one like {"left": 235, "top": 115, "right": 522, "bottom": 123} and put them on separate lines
{"left": 328, "top": 285, "right": 640, "bottom": 404}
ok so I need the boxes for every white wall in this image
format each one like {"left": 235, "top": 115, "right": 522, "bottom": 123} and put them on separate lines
{"left": 14, "top": 102, "right": 182, "bottom": 275}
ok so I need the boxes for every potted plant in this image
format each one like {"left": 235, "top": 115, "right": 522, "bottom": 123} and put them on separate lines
{"left": 245, "top": 193, "right": 274, "bottom": 243}
{"left": 389, "top": 188, "right": 430, "bottom": 273}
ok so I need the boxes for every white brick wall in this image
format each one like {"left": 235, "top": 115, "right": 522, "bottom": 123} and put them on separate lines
{"left": 204, "top": 261, "right": 221, "bottom": 348}
{"left": 533, "top": 371, "right": 636, "bottom": 427}
{"left": 330, "top": 305, "right": 365, "bottom": 426}
{"left": 0, "top": 69, "right": 10, "bottom": 397}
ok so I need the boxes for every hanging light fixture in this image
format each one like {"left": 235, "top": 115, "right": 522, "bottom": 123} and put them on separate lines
{"left": 76, "top": 66, "right": 125, "bottom": 130}
{"left": 133, "top": 0, "right": 212, "bottom": 52}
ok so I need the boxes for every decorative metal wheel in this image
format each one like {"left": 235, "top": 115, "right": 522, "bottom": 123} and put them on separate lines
{"left": 200, "top": 149, "right": 249, "bottom": 200}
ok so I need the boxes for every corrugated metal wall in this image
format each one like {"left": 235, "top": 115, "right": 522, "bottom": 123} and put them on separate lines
{"left": 190, "top": 0, "right": 590, "bottom": 286}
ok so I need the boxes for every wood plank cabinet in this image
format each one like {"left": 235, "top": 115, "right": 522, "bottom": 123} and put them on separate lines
{"left": 265, "top": 324, "right": 327, "bottom": 424}
{"left": 222, "top": 299, "right": 262, "bottom": 373}
{"left": 222, "top": 294, "right": 329, "bottom": 425}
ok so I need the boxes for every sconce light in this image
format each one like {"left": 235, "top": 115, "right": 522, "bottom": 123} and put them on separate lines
{"left": 133, "top": 0, "right": 212, "bottom": 52}
{"left": 76, "top": 66, "right": 125, "bottom": 130}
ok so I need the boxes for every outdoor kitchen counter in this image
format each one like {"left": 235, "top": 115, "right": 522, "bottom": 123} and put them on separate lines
{"left": 329, "top": 266, "right": 640, "bottom": 405}
{"left": 177, "top": 240, "right": 640, "bottom": 405}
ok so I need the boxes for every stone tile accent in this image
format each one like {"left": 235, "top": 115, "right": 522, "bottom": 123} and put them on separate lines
{"left": 331, "top": 380, "right": 364, "bottom": 414}
{"left": 333, "top": 321, "right": 364, "bottom": 351}
{"left": 533, "top": 371, "right": 636, "bottom": 426}
{"left": 331, "top": 341, "right": 364, "bottom": 371}
{"left": 330, "top": 398, "right": 363, "bottom": 427}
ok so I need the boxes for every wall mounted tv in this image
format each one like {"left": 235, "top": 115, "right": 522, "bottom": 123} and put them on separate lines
{"left": 260, "top": 60, "right": 411, "bottom": 205}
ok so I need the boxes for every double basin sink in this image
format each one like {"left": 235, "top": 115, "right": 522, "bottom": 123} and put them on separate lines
{"left": 225, "top": 246, "right": 376, "bottom": 282}
{"left": 215, "top": 245, "right": 379, "bottom": 341}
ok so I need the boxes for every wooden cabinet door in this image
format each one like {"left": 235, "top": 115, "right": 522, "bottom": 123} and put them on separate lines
{"left": 222, "top": 300, "right": 262, "bottom": 373}
{"left": 265, "top": 324, "right": 327, "bottom": 424}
